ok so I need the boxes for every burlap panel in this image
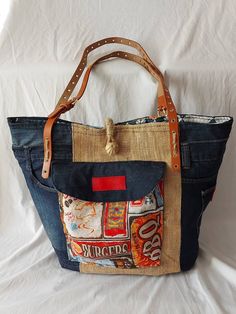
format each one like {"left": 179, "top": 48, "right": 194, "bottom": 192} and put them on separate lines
{"left": 72, "top": 122, "right": 181, "bottom": 276}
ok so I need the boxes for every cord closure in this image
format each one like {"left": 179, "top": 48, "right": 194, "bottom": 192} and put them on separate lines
{"left": 105, "top": 118, "right": 119, "bottom": 156}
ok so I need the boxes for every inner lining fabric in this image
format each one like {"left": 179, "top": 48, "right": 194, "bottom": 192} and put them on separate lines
{"left": 117, "top": 114, "right": 231, "bottom": 126}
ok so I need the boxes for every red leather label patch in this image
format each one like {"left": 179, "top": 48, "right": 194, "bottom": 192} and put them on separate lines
{"left": 92, "top": 176, "right": 127, "bottom": 191}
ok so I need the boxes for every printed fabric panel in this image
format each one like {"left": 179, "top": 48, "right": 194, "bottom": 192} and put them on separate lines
{"left": 58, "top": 179, "right": 164, "bottom": 269}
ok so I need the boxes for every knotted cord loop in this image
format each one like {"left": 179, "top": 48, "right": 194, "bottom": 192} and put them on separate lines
{"left": 105, "top": 118, "right": 119, "bottom": 156}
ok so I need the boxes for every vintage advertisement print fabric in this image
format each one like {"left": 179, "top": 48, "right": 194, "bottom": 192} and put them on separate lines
{"left": 58, "top": 180, "right": 164, "bottom": 269}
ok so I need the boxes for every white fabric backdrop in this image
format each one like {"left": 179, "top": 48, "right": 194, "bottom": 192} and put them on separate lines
{"left": 0, "top": 1, "right": 236, "bottom": 313}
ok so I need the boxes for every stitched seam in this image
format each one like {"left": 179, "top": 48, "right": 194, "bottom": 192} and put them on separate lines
{"left": 181, "top": 144, "right": 190, "bottom": 169}
{"left": 196, "top": 206, "right": 205, "bottom": 238}
{"left": 72, "top": 123, "right": 74, "bottom": 162}
{"left": 181, "top": 146, "right": 186, "bottom": 168}
{"left": 196, "top": 187, "right": 215, "bottom": 235}
{"left": 72, "top": 130, "right": 169, "bottom": 135}
{"left": 73, "top": 124, "right": 169, "bottom": 130}
{"left": 191, "top": 158, "right": 222, "bottom": 162}
{"left": 72, "top": 128, "right": 169, "bottom": 132}
{"left": 182, "top": 174, "right": 217, "bottom": 184}
{"left": 181, "top": 138, "right": 228, "bottom": 145}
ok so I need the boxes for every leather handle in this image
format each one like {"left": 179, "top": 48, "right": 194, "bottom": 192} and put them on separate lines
{"left": 55, "top": 37, "right": 162, "bottom": 110}
{"left": 41, "top": 39, "right": 181, "bottom": 179}
{"left": 48, "top": 50, "right": 167, "bottom": 119}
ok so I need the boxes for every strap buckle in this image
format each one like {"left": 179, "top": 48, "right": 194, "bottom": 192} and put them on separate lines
{"left": 157, "top": 107, "right": 167, "bottom": 117}
{"left": 59, "top": 97, "right": 77, "bottom": 112}
{"left": 48, "top": 97, "right": 77, "bottom": 118}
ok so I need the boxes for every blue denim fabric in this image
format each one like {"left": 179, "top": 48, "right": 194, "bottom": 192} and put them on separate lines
{"left": 8, "top": 117, "right": 80, "bottom": 271}
{"left": 7, "top": 115, "right": 233, "bottom": 272}
{"left": 178, "top": 116, "right": 233, "bottom": 270}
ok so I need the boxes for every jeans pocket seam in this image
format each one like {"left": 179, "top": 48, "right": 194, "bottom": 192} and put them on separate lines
{"left": 29, "top": 172, "right": 56, "bottom": 192}
{"left": 196, "top": 204, "right": 205, "bottom": 237}
{"left": 26, "top": 148, "right": 56, "bottom": 193}
{"left": 197, "top": 185, "right": 216, "bottom": 235}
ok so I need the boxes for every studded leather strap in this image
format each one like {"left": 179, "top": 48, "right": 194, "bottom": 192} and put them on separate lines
{"left": 41, "top": 38, "right": 181, "bottom": 179}
{"left": 55, "top": 37, "right": 163, "bottom": 109}
{"left": 48, "top": 51, "right": 167, "bottom": 119}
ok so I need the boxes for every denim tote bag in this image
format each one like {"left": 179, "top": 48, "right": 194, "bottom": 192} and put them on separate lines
{"left": 7, "top": 37, "right": 233, "bottom": 276}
